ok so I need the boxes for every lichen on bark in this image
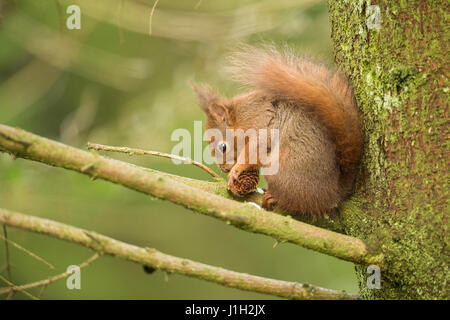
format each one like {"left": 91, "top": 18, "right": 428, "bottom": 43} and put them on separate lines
{"left": 328, "top": 0, "right": 448, "bottom": 299}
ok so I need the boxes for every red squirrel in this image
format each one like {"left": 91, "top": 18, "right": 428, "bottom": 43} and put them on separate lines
{"left": 194, "top": 46, "right": 363, "bottom": 216}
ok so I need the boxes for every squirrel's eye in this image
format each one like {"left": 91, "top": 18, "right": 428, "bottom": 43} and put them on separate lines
{"left": 218, "top": 143, "right": 227, "bottom": 153}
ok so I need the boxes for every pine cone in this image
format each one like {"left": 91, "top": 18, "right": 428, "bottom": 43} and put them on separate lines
{"left": 233, "top": 169, "right": 259, "bottom": 195}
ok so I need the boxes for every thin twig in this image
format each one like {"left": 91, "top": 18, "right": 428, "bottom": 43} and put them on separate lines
{"left": 0, "top": 274, "right": 39, "bottom": 300}
{"left": 2, "top": 225, "right": 12, "bottom": 281}
{"left": 2, "top": 224, "right": 16, "bottom": 299}
{"left": 0, "top": 253, "right": 100, "bottom": 296}
{"left": 38, "top": 284, "right": 48, "bottom": 298}
{"left": 0, "top": 209, "right": 357, "bottom": 300}
{"left": 148, "top": 0, "right": 160, "bottom": 36}
{"left": 0, "top": 234, "right": 55, "bottom": 270}
{"left": 87, "top": 142, "right": 222, "bottom": 179}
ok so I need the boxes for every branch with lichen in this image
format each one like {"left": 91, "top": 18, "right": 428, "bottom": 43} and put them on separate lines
{"left": 0, "top": 124, "right": 384, "bottom": 267}
{"left": 86, "top": 142, "right": 344, "bottom": 231}
{"left": 0, "top": 208, "right": 357, "bottom": 300}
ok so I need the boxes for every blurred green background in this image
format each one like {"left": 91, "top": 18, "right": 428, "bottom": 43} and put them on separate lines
{"left": 0, "top": 0, "right": 358, "bottom": 299}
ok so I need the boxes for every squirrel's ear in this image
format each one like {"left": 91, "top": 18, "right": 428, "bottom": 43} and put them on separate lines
{"left": 192, "top": 83, "right": 232, "bottom": 124}
{"left": 207, "top": 103, "right": 231, "bottom": 124}
{"left": 192, "top": 83, "right": 220, "bottom": 113}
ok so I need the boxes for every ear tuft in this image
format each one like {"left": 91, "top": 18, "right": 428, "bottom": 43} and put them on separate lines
{"left": 191, "top": 83, "right": 220, "bottom": 113}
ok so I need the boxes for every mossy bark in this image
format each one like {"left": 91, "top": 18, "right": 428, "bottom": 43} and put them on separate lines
{"left": 328, "top": 1, "right": 448, "bottom": 299}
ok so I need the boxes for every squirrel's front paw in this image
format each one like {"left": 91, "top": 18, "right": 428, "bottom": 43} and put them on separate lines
{"left": 227, "top": 166, "right": 259, "bottom": 197}
{"left": 227, "top": 167, "right": 241, "bottom": 196}
{"left": 262, "top": 191, "right": 277, "bottom": 211}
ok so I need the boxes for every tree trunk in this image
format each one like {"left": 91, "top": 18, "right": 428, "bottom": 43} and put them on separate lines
{"left": 328, "top": 1, "right": 448, "bottom": 299}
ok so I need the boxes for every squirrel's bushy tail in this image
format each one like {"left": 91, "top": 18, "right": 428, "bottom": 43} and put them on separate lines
{"left": 227, "top": 45, "right": 363, "bottom": 192}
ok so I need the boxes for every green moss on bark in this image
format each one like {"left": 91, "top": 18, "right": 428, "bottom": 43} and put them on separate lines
{"left": 328, "top": 0, "right": 448, "bottom": 299}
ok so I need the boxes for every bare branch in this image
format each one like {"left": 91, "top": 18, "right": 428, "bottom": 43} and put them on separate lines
{"left": 0, "top": 233, "right": 55, "bottom": 270}
{"left": 0, "top": 253, "right": 99, "bottom": 296}
{"left": 0, "top": 208, "right": 357, "bottom": 300}
{"left": 2, "top": 225, "right": 12, "bottom": 276}
{"left": 87, "top": 142, "right": 222, "bottom": 179}
{"left": 0, "top": 124, "right": 384, "bottom": 266}
{"left": 0, "top": 274, "right": 39, "bottom": 300}
{"left": 148, "top": 0, "right": 160, "bottom": 36}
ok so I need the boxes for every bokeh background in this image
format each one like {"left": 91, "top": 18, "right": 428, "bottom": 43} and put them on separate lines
{"left": 0, "top": 0, "right": 358, "bottom": 299}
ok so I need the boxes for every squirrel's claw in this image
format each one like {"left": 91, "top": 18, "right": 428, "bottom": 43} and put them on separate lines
{"left": 227, "top": 168, "right": 242, "bottom": 196}
{"left": 262, "top": 191, "right": 277, "bottom": 211}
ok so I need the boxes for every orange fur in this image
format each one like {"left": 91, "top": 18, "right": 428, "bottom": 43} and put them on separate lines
{"left": 227, "top": 46, "right": 363, "bottom": 183}
{"left": 195, "top": 46, "right": 363, "bottom": 216}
